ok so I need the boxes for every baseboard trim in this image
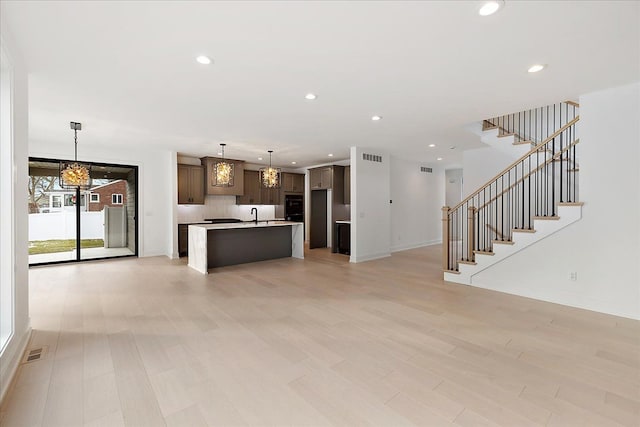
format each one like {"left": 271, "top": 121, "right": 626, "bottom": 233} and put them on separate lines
{"left": 0, "top": 326, "right": 32, "bottom": 405}
{"left": 391, "top": 239, "right": 442, "bottom": 253}
{"left": 350, "top": 252, "right": 391, "bottom": 263}
{"left": 140, "top": 251, "right": 169, "bottom": 258}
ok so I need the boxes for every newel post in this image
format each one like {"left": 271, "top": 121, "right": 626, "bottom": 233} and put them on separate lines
{"left": 467, "top": 206, "right": 476, "bottom": 262}
{"left": 442, "top": 206, "right": 450, "bottom": 271}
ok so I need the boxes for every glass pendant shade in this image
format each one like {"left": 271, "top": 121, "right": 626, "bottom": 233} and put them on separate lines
{"left": 60, "top": 122, "right": 92, "bottom": 189}
{"left": 59, "top": 162, "right": 92, "bottom": 189}
{"left": 213, "top": 143, "right": 234, "bottom": 187}
{"left": 259, "top": 151, "right": 281, "bottom": 188}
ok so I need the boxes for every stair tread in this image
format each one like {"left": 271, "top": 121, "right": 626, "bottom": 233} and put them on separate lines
{"left": 498, "top": 133, "right": 516, "bottom": 138}
{"left": 443, "top": 269, "right": 461, "bottom": 274}
{"left": 558, "top": 202, "right": 584, "bottom": 206}
{"left": 492, "top": 239, "right": 515, "bottom": 245}
{"left": 534, "top": 216, "right": 560, "bottom": 220}
{"left": 458, "top": 260, "right": 477, "bottom": 265}
{"left": 512, "top": 228, "right": 536, "bottom": 233}
{"left": 474, "top": 250, "right": 495, "bottom": 256}
{"left": 513, "top": 140, "right": 534, "bottom": 146}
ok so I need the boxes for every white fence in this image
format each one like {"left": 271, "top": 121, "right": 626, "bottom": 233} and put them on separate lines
{"left": 29, "top": 211, "right": 104, "bottom": 241}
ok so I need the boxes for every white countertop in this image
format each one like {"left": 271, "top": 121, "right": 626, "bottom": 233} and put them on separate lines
{"left": 189, "top": 221, "right": 303, "bottom": 231}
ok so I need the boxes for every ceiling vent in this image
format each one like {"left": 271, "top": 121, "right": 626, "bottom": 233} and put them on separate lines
{"left": 362, "top": 153, "right": 382, "bottom": 163}
{"left": 421, "top": 167, "right": 433, "bottom": 173}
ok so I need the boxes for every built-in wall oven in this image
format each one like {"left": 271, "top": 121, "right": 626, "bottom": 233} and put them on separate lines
{"left": 284, "top": 194, "right": 304, "bottom": 222}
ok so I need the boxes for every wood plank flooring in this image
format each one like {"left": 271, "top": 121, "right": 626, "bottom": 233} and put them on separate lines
{"left": 1, "top": 245, "right": 638, "bottom": 426}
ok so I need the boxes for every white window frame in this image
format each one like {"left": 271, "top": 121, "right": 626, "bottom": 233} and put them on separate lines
{"left": 90, "top": 193, "right": 99, "bottom": 203}
{"left": 0, "top": 42, "right": 15, "bottom": 354}
{"left": 112, "top": 193, "right": 123, "bottom": 205}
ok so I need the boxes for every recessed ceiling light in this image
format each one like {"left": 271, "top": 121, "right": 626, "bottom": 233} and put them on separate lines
{"left": 217, "top": 152, "right": 222, "bottom": 156}
{"left": 328, "top": 153, "right": 334, "bottom": 157}
{"left": 437, "top": 157, "right": 443, "bottom": 161}
{"left": 196, "top": 55, "right": 212, "bottom": 65}
{"left": 450, "top": 146, "right": 456, "bottom": 150}
{"left": 371, "top": 115, "right": 382, "bottom": 121}
{"left": 258, "top": 157, "right": 263, "bottom": 161}
{"left": 291, "top": 161, "right": 297, "bottom": 165}
{"left": 428, "top": 144, "right": 436, "bottom": 148}
{"left": 528, "top": 64, "right": 546, "bottom": 73}
{"left": 478, "top": 1, "right": 503, "bottom": 16}
{"left": 305, "top": 93, "right": 317, "bottom": 100}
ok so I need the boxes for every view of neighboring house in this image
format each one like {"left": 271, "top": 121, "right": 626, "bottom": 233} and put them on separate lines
{"left": 41, "top": 190, "right": 88, "bottom": 212}
{"left": 86, "top": 179, "right": 126, "bottom": 212}
{"left": 29, "top": 179, "right": 125, "bottom": 213}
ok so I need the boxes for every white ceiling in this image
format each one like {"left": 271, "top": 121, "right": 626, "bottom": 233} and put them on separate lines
{"left": 2, "top": 1, "right": 639, "bottom": 168}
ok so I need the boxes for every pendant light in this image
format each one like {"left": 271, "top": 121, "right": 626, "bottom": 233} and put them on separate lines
{"left": 213, "top": 143, "right": 234, "bottom": 186}
{"left": 259, "top": 150, "right": 281, "bottom": 188}
{"left": 59, "top": 122, "right": 92, "bottom": 189}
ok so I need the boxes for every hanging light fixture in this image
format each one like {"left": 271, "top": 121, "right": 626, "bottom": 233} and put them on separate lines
{"left": 59, "top": 122, "right": 92, "bottom": 189}
{"left": 259, "top": 150, "right": 281, "bottom": 188}
{"left": 213, "top": 143, "right": 234, "bottom": 187}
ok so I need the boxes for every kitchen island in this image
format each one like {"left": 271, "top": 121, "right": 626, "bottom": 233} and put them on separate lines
{"left": 188, "top": 221, "right": 304, "bottom": 274}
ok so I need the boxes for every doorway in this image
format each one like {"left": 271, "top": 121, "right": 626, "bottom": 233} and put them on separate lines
{"left": 28, "top": 158, "right": 138, "bottom": 265}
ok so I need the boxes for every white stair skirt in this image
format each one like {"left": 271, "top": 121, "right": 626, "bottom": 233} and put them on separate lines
{"left": 444, "top": 204, "right": 582, "bottom": 285}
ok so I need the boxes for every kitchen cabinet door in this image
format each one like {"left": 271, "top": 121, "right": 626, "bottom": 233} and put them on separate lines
{"left": 310, "top": 167, "right": 333, "bottom": 189}
{"left": 237, "top": 170, "right": 260, "bottom": 204}
{"left": 177, "top": 164, "right": 205, "bottom": 204}
{"left": 260, "top": 186, "right": 280, "bottom": 205}
{"left": 283, "top": 173, "right": 305, "bottom": 193}
{"left": 320, "top": 167, "right": 333, "bottom": 189}
{"left": 291, "top": 173, "right": 304, "bottom": 193}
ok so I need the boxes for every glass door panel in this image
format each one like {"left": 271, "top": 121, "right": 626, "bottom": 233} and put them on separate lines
{"left": 28, "top": 160, "right": 79, "bottom": 264}
{"left": 81, "top": 164, "right": 137, "bottom": 261}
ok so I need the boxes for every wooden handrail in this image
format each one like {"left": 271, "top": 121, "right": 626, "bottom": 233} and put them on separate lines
{"left": 565, "top": 100, "right": 580, "bottom": 107}
{"left": 448, "top": 116, "right": 579, "bottom": 214}
{"left": 474, "top": 139, "right": 580, "bottom": 211}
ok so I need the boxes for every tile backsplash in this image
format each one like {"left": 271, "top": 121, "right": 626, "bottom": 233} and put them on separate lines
{"left": 177, "top": 196, "right": 276, "bottom": 223}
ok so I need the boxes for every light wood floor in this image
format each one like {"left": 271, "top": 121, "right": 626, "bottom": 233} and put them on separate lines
{"left": 1, "top": 245, "right": 639, "bottom": 426}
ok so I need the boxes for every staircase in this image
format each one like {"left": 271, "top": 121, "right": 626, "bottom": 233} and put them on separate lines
{"left": 443, "top": 102, "right": 582, "bottom": 284}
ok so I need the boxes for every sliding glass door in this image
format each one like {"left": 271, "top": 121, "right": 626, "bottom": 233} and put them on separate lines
{"left": 28, "top": 158, "right": 138, "bottom": 265}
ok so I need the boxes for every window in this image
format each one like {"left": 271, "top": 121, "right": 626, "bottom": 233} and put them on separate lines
{"left": 63, "top": 194, "right": 85, "bottom": 207}
{"left": 52, "top": 195, "right": 62, "bottom": 208}
{"left": 90, "top": 193, "right": 99, "bottom": 203}
{"left": 112, "top": 194, "right": 123, "bottom": 204}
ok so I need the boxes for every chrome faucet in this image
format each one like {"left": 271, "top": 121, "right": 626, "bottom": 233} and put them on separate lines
{"left": 251, "top": 207, "right": 258, "bottom": 224}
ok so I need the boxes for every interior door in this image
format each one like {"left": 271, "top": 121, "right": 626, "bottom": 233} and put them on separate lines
{"left": 310, "top": 190, "right": 327, "bottom": 248}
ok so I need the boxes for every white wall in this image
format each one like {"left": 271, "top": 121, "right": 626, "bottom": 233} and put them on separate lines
{"left": 445, "top": 168, "right": 463, "bottom": 207}
{"left": 390, "top": 156, "right": 444, "bottom": 252}
{"left": 29, "top": 142, "right": 174, "bottom": 258}
{"left": 350, "top": 147, "right": 391, "bottom": 262}
{"left": 0, "top": 21, "right": 31, "bottom": 402}
{"left": 462, "top": 146, "right": 517, "bottom": 198}
{"left": 471, "top": 82, "right": 640, "bottom": 320}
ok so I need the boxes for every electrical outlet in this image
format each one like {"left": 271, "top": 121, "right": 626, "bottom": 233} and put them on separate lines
{"left": 569, "top": 272, "right": 577, "bottom": 281}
